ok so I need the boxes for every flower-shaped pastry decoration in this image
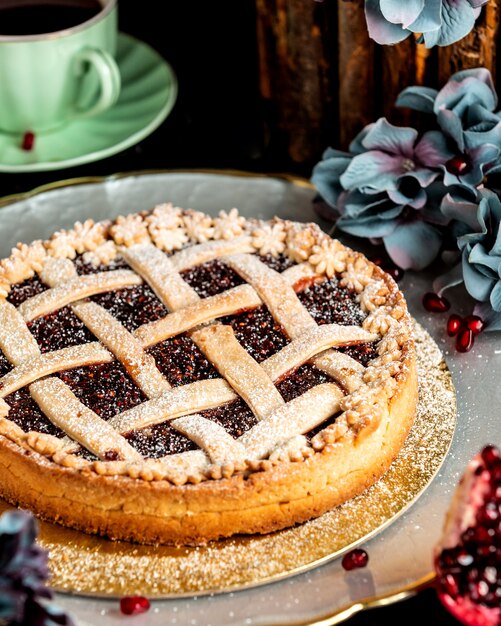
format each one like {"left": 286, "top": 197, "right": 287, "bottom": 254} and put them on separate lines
{"left": 252, "top": 221, "right": 287, "bottom": 257}
{"left": 365, "top": 0, "right": 490, "bottom": 48}
{"left": 213, "top": 208, "right": 247, "bottom": 240}
{"left": 183, "top": 209, "right": 215, "bottom": 243}
{"left": 110, "top": 214, "right": 150, "bottom": 247}
{"left": 309, "top": 237, "right": 347, "bottom": 277}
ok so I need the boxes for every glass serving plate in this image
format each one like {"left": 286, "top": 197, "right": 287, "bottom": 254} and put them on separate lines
{"left": 0, "top": 171, "right": 498, "bottom": 626}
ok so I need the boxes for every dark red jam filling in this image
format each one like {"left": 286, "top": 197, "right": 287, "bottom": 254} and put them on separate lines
{"left": 58, "top": 361, "right": 146, "bottom": 422}
{"left": 148, "top": 334, "right": 220, "bottom": 387}
{"left": 298, "top": 277, "right": 377, "bottom": 367}
{"left": 221, "top": 306, "right": 289, "bottom": 362}
{"left": 74, "top": 255, "right": 129, "bottom": 275}
{"left": 7, "top": 276, "right": 47, "bottom": 306}
{"left": 28, "top": 307, "right": 96, "bottom": 353}
{"left": 181, "top": 259, "right": 244, "bottom": 298}
{"left": 0, "top": 350, "right": 12, "bottom": 377}
{"left": 125, "top": 422, "right": 196, "bottom": 459}
{"left": 180, "top": 255, "right": 294, "bottom": 299}
{"left": 92, "top": 284, "right": 168, "bottom": 332}
{"left": 4, "top": 389, "right": 64, "bottom": 438}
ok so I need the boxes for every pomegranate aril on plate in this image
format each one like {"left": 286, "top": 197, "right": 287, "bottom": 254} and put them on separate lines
{"left": 119, "top": 596, "right": 150, "bottom": 615}
{"left": 447, "top": 314, "right": 464, "bottom": 337}
{"left": 434, "top": 445, "right": 501, "bottom": 626}
{"left": 341, "top": 548, "right": 369, "bottom": 571}
{"left": 423, "top": 292, "right": 451, "bottom": 313}
{"left": 456, "top": 329, "right": 475, "bottom": 353}
{"left": 21, "top": 131, "right": 35, "bottom": 151}
{"left": 464, "top": 315, "right": 485, "bottom": 336}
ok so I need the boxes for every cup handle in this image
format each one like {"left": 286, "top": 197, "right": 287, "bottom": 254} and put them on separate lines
{"left": 72, "top": 47, "right": 121, "bottom": 119}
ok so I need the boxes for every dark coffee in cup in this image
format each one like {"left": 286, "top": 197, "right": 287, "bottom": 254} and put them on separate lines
{"left": 0, "top": 0, "right": 102, "bottom": 36}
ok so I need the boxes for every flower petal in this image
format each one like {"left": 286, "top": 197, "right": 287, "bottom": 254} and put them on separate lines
{"left": 407, "top": 0, "right": 442, "bottom": 33}
{"left": 311, "top": 155, "right": 352, "bottom": 208}
{"left": 340, "top": 151, "right": 404, "bottom": 191}
{"left": 379, "top": 0, "right": 425, "bottom": 28}
{"left": 435, "top": 69, "right": 498, "bottom": 116}
{"left": 423, "top": 0, "right": 477, "bottom": 47}
{"left": 441, "top": 193, "right": 481, "bottom": 231}
{"left": 415, "top": 130, "right": 455, "bottom": 167}
{"left": 361, "top": 118, "right": 418, "bottom": 157}
{"left": 337, "top": 215, "right": 397, "bottom": 239}
{"left": 462, "top": 250, "right": 495, "bottom": 301}
{"left": 383, "top": 221, "right": 443, "bottom": 270}
{"left": 490, "top": 279, "right": 501, "bottom": 310}
{"left": 365, "top": 0, "right": 410, "bottom": 45}
{"left": 396, "top": 86, "right": 439, "bottom": 114}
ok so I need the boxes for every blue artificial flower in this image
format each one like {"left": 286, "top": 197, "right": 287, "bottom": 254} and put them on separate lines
{"left": 434, "top": 188, "right": 501, "bottom": 330}
{"left": 365, "top": 0, "right": 490, "bottom": 48}
{"left": 0, "top": 509, "right": 74, "bottom": 626}
{"left": 311, "top": 118, "right": 452, "bottom": 269}
{"left": 397, "top": 68, "right": 501, "bottom": 192}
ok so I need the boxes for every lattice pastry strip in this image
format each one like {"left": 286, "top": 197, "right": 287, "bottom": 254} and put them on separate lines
{"left": 0, "top": 343, "right": 113, "bottom": 399}
{"left": 0, "top": 237, "right": 376, "bottom": 473}
{"left": 121, "top": 244, "right": 200, "bottom": 311}
{"left": 0, "top": 300, "right": 140, "bottom": 462}
{"left": 107, "top": 323, "right": 375, "bottom": 435}
{"left": 29, "top": 378, "right": 142, "bottom": 462}
{"left": 192, "top": 324, "right": 285, "bottom": 420}
{"left": 40, "top": 258, "right": 171, "bottom": 399}
{"left": 0, "top": 300, "right": 40, "bottom": 362}
{"left": 226, "top": 253, "right": 367, "bottom": 391}
{"left": 125, "top": 243, "right": 366, "bottom": 394}
{"left": 19, "top": 269, "right": 142, "bottom": 322}
{"left": 169, "top": 236, "right": 254, "bottom": 272}
{"left": 241, "top": 383, "right": 343, "bottom": 459}
{"left": 172, "top": 415, "right": 247, "bottom": 466}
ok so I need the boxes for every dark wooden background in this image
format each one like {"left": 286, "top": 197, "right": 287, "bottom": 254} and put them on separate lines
{"left": 2, "top": 0, "right": 500, "bottom": 199}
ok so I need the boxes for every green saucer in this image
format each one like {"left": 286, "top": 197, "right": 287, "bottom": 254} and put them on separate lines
{"left": 0, "top": 33, "right": 178, "bottom": 172}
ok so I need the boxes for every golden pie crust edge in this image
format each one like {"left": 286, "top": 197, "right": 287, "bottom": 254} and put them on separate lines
{"left": 0, "top": 346, "right": 416, "bottom": 545}
{"left": 0, "top": 206, "right": 418, "bottom": 545}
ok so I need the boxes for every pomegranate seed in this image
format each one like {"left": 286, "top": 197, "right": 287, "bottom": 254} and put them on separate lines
{"left": 464, "top": 315, "right": 485, "bottom": 335}
{"left": 446, "top": 154, "right": 472, "bottom": 176}
{"left": 119, "top": 596, "right": 150, "bottom": 616}
{"left": 341, "top": 548, "right": 369, "bottom": 570}
{"left": 481, "top": 445, "right": 501, "bottom": 466}
{"left": 21, "top": 131, "right": 35, "bottom": 151}
{"left": 447, "top": 314, "right": 464, "bottom": 337}
{"left": 423, "top": 292, "right": 451, "bottom": 313}
{"left": 456, "top": 328, "right": 475, "bottom": 353}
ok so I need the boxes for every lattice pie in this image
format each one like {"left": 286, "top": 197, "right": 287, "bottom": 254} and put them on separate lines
{"left": 0, "top": 205, "right": 417, "bottom": 545}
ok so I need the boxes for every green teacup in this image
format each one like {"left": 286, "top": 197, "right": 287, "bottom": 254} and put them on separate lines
{"left": 0, "top": 0, "right": 120, "bottom": 135}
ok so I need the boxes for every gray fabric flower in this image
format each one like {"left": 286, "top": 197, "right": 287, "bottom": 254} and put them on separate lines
{"left": 365, "top": 0, "right": 490, "bottom": 48}
{"left": 397, "top": 68, "right": 501, "bottom": 192}
{"left": 311, "top": 118, "right": 451, "bottom": 269}
{"left": 434, "top": 188, "right": 501, "bottom": 330}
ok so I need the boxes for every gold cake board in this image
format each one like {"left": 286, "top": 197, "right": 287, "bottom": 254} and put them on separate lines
{"left": 0, "top": 321, "right": 456, "bottom": 598}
